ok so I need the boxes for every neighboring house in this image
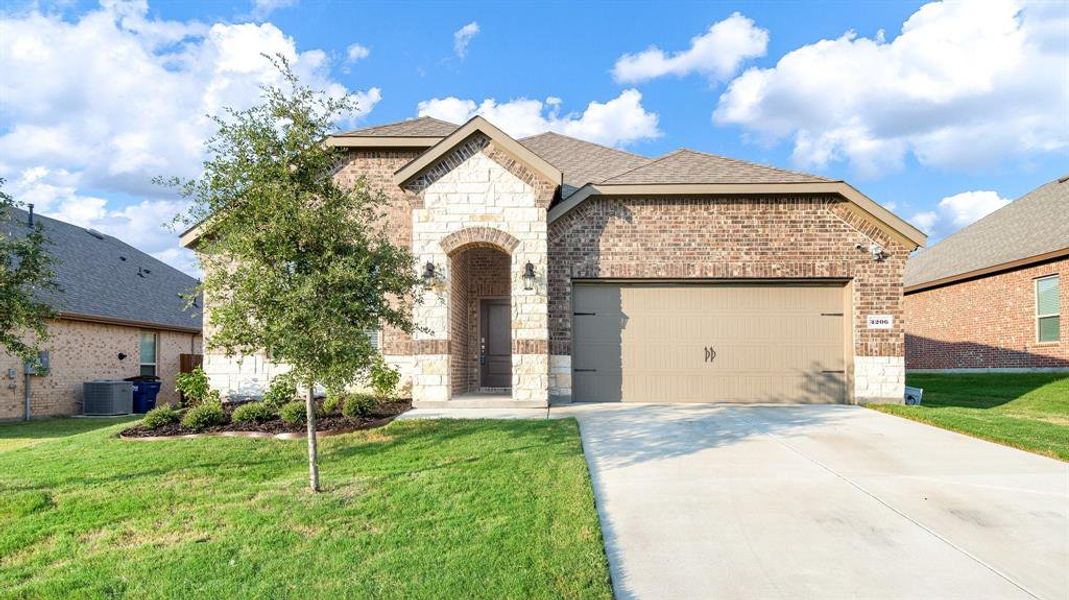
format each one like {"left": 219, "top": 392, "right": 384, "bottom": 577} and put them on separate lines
{"left": 904, "top": 176, "right": 1068, "bottom": 372}
{"left": 181, "top": 116, "right": 925, "bottom": 406}
{"left": 0, "top": 209, "right": 202, "bottom": 419}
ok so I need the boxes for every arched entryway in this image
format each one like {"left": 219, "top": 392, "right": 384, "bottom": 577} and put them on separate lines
{"left": 448, "top": 243, "right": 512, "bottom": 397}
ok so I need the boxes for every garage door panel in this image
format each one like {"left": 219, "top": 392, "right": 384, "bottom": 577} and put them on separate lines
{"left": 573, "top": 283, "right": 846, "bottom": 404}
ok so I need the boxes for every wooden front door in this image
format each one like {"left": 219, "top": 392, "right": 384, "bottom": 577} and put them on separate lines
{"left": 480, "top": 299, "right": 512, "bottom": 388}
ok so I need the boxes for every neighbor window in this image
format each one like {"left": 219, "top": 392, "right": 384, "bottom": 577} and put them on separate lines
{"left": 366, "top": 329, "right": 381, "bottom": 353}
{"left": 1036, "top": 275, "right": 1060, "bottom": 343}
{"left": 139, "top": 331, "right": 159, "bottom": 377}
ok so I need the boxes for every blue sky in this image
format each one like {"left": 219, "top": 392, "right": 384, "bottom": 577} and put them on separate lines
{"left": 1, "top": 0, "right": 1067, "bottom": 275}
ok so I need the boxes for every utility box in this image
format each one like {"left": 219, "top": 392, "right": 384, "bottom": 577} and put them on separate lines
{"left": 904, "top": 386, "right": 923, "bottom": 405}
{"left": 23, "top": 351, "right": 50, "bottom": 375}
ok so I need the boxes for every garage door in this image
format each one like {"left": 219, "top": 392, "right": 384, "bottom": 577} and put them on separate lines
{"left": 572, "top": 283, "right": 847, "bottom": 403}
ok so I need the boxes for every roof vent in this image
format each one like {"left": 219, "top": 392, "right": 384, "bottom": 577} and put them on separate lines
{"left": 87, "top": 228, "right": 105, "bottom": 240}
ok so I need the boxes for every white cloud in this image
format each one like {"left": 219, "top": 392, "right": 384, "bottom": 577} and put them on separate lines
{"left": 251, "top": 0, "right": 297, "bottom": 19}
{"left": 453, "top": 21, "right": 479, "bottom": 58}
{"left": 346, "top": 43, "right": 370, "bottom": 62}
{"left": 910, "top": 189, "right": 1011, "bottom": 236}
{"left": 714, "top": 0, "right": 1069, "bottom": 177}
{"left": 0, "top": 1, "right": 379, "bottom": 275}
{"left": 613, "top": 13, "right": 768, "bottom": 84}
{"left": 417, "top": 90, "right": 661, "bottom": 147}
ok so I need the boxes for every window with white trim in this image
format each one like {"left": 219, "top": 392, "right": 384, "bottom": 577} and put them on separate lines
{"left": 1036, "top": 275, "right": 1060, "bottom": 343}
{"left": 139, "top": 331, "right": 159, "bottom": 376}
{"left": 366, "top": 329, "right": 381, "bottom": 353}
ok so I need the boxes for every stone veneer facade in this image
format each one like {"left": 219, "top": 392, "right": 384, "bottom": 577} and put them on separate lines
{"left": 403, "top": 134, "right": 555, "bottom": 406}
{"left": 1, "top": 319, "right": 201, "bottom": 420}
{"left": 201, "top": 131, "right": 913, "bottom": 406}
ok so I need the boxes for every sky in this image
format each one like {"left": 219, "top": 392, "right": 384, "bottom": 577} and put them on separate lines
{"left": 1, "top": 0, "right": 1067, "bottom": 277}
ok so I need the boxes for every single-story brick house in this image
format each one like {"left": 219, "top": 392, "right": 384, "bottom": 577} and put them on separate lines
{"left": 904, "top": 175, "right": 1067, "bottom": 372}
{"left": 0, "top": 208, "right": 202, "bottom": 419}
{"left": 181, "top": 116, "right": 926, "bottom": 406}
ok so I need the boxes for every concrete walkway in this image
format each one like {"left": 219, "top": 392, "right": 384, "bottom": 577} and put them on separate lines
{"left": 402, "top": 403, "right": 1069, "bottom": 599}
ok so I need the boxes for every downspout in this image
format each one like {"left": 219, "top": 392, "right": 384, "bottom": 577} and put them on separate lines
{"left": 23, "top": 370, "right": 31, "bottom": 421}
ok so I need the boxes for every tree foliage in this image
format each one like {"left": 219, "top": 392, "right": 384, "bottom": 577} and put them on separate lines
{"left": 168, "top": 56, "right": 422, "bottom": 393}
{"left": 165, "top": 56, "right": 424, "bottom": 490}
{"left": 0, "top": 180, "right": 58, "bottom": 361}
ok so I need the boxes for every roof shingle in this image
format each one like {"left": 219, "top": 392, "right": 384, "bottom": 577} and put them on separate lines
{"left": 518, "top": 132, "right": 651, "bottom": 188}
{"left": 1, "top": 209, "right": 202, "bottom": 331}
{"left": 602, "top": 149, "right": 833, "bottom": 185}
{"left": 338, "top": 116, "right": 459, "bottom": 138}
{"left": 904, "top": 176, "right": 1069, "bottom": 288}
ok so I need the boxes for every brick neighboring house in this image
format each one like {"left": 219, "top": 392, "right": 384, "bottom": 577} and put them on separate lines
{"left": 1, "top": 209, "right": 202, "bottom": 420}
{"left": 182, "top": 116, "right": 926, "bottom": 406}
{"left": 904, "top": 176, "right": 1068, "bottom": 372}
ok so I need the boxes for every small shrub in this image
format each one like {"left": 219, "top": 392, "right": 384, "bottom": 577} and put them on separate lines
{"left": 263, "top": 373, "right": 298, "bottom": 408}
{"left": 180, "top": 402, "right": 227, "bottom": 430}
{"left": 232, "top": 402, "right": 276, "bottom": 424}
{"left": 342, "top": 393, "right": 378, "bottom": 419}
{"left": 175, "top": 367, "right": 211, "bottom": 407}
{"left": 279, "top": 400, "right": 309, "bottom": 425}
{"left": 368, "top": 354, "right": 400, "bottom": 401}
{"left": 141, "top": 406, "right": 179, "bottom": 429}
{"left": 322, "top": 391, "right": 344, "bottom": 415}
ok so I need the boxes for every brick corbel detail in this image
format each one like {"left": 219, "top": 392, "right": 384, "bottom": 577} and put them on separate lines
{"left": 413, "top": 339, "right": 450, "bottom": 355}
{"left": 512, "top": 339, "right": 548, "bottom": 354}
{"left": 440, "top": 227, "right": 521, "bottom": 256}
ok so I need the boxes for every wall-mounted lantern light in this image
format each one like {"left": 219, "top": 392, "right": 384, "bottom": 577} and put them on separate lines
{"left": 523, "top": 261, "right": 536, "bottom": 291}
{"left": 423, "top": 261, "right": 436, "bottom": 283}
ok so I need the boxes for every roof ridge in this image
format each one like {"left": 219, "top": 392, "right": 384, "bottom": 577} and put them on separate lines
{"left": 519, "top": 130, "right": 650, "bottom": 160}
{"left": 339, "top": 115, "right": 458, "bottom": 136}
{"left": 670, "top": 147, "right": 835, "bottom": 182}
{"left": 601, "top": 149, "right": 689, "bottom": 183}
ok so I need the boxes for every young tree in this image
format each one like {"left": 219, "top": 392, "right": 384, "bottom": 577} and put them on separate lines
{"left": 0, "top": 180, "right": 57, "bottom": 362}
{"left": 167, "top": 57, "right": 423, "bottom": 492}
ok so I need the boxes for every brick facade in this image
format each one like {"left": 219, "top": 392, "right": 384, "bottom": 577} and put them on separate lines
{"left": 905, "top": 258, "right": 1067, "bottom": 370}
{"left": 1, "top": 319, "right": 201, "bottom": 420}
{"left": 200, "top": 129, "right": 914, "bottom": 406}
{"left": 547, "top": 196, "right": 910, "bottom": 403}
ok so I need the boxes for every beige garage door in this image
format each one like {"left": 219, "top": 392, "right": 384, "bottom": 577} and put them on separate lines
{"left": 572, "top": 283, "right": 847, "bottom": 403}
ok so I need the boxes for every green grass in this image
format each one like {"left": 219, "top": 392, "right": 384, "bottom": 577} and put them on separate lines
{"left": 869, "top": 373, "right": 1069, "bottom": 460}
{"left": 0, "top": 417, "right": 611, "bottom": 599}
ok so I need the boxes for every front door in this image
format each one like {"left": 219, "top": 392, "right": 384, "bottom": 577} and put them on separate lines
{"left": 480, "top": 299, "right": 512, "bottom": 388}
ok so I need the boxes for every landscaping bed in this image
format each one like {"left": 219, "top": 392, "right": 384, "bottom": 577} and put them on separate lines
{"left": 121, "top": 399, "right": 411, "bottom": 438}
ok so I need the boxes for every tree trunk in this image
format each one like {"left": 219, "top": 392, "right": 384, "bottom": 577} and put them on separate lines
{"left": 305, "top": 386, "right": 320, "bottom": 492}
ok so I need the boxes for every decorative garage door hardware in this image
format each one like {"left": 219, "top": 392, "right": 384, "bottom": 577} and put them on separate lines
{"left": 822, "top": 370, "right": 846, "bottom": 374}
{"left": 821, "top": 312, "right": 844, "bottom": 316}
{"left": 573, "top": 312, "right": 596, "bottom": 316}
{"left": 705, "top": 347, "right": 717, "bottom": 363}
{"left": 574, "top": 368, "right": 597, "bottom": 373}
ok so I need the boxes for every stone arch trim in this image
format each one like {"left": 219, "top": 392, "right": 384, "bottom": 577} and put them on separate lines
{"left": 440, "top": 227, "right": 521, "bottom": 256}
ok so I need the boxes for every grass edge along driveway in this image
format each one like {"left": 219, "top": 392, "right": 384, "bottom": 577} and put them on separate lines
{"left": 869, "top": 372, "right": 1069, "bottom": 461}
{"left": 0, "top": 417, "right": 612, "bottom": 599}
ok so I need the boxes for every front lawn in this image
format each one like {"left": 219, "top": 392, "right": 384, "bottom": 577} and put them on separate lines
{"left": 869, "top": 373, "right": 1069, "bottom": 460}
{"left": 0, "top": 417, "right": 611, "bottom": 599}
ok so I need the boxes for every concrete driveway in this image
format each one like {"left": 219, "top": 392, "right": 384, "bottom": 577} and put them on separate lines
{"left": 557, "top": 404, "right": 1069, "bottom": 600}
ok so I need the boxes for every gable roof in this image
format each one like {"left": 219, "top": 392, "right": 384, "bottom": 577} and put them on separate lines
{"left": 603, "top": 149, "right": 833, "bottom": 185}
{"left": 518, "top": 132, "right": 651, "bottom": 189}
{"left": 904, "top": 175, "right": 1069, "bottom": 292}
{"left": 394, "top": 116, "right": 562, "bottom": 188}
{"left": 327, "top": 116, "right": 458, "bottom": 148}
{"left": 337, "top": 116, "right": 459, "bottom": 138}
{"left": 1, "top": 208, "right": 202, "bottom": 332}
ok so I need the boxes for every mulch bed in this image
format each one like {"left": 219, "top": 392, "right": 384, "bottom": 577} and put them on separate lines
{"left": 120, "top": 399, "right": 411, "bottom": 440}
